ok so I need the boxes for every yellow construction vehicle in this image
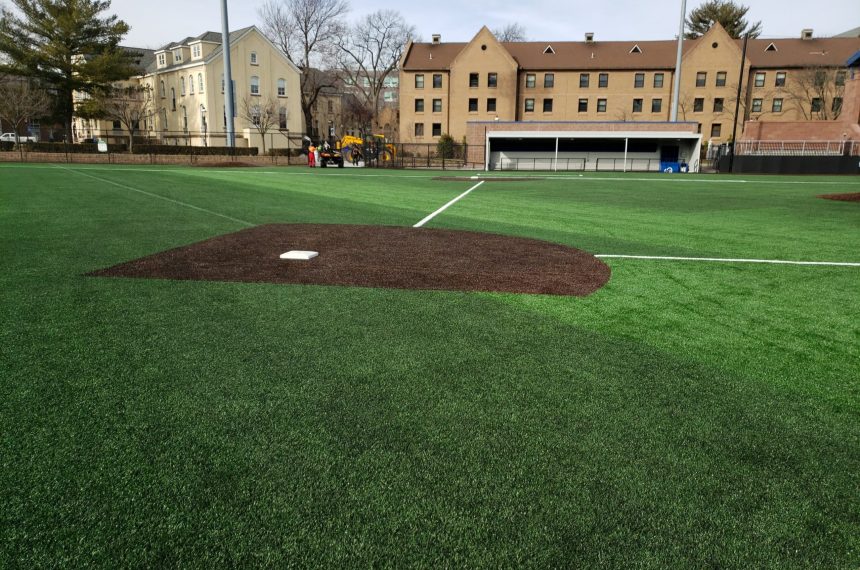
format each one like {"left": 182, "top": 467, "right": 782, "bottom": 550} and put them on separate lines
{"left": 338, "top": 134, "right": 396, "bottom": 164}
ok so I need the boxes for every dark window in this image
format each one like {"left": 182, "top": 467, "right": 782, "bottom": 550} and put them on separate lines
{"left": 716, "top": 71, "right": 727, "bottom": 87}
{"left": 414, "top": 123, "right": 424, "bottom": 136}
{"left": 433, "top": 74, "right": 442, "bottom": 88}
{"left": 696, "top": 72, "right": 706, "bottom": 87}
{"left": 524, "top": 98, "right": 534, "bottom": 113}
{"left": 711, "top": 123, "right": 721, "bottom": 137}
{"left": 543, "top": 98, "right": 553, "bottom": 112}
{"left": 634, "top": 73, "right": 644, "bottom": 88}
{"left": 112, "top": 120, "right": 121, "bottom": 130}
{"left": 487, "top": 98, "right": 496, "bottom": 112}
{"left": 598, "top": 73, "right": 608, "bottom": 88}
{"left": 755, "top": 72, "right": 766, "bottom": 87}
{"left": 578, "top": 98, "right": 588, "bottom": 112}
{"left": 580, "top": 73, "right": 590, "bottom": 88}
{"left": 832, "top": 97, "right": 843, "bottom": 113}
{"left": 814, "top": 71, "right": 826, "bottom": 87}
{"left": 713, "top": 98, "right": 724, "bottom": 112}
{"left": 279, "top": 108, "right": 287, "bottom": 129}
{"left": 597, "top": 98, "right": 606, "bottom": 113}
{"left": 432, "top": 99, "right": 442, "bottom": 112}
{"left": 775, "top": 72, "right": 786, "bottom": 87}
{"left": 693, "top": 98, "right": 704, "bottom": 112}
{"left": 653, "top": 73, "right": 664, "bottom": 88}
{"left": 415, "top": 74, "right": 424, "bottom": 88}
{"left": 488, "top": 73, "right": 497, "bottom": 88}
{"left": 544, "top": 73, "right": 554, "bottom": 88}
{"left": 811, "top": 98, "right": 822, "bottom": 112}
{"left": 772, "top": 98, "right": 783, "bottom": 112}
{"left": 432, "top": 123, "right": 442, "bottom": 137}
{"left": 469, "top": 73, "right": 479, "bottom": 88}
{"left": 836, "top": 71, "right": 846, "bottom": 86}
{"left": 632, "top": 98, "right": 643, "bottom": 112}
{"left": 526, "top": 74, "right": 535, "bottom": 88}
{"left": 415, "top": 99, "right": 424, "bottom": 112}
{"left": 751, "top": 98, "right": 762, "bottom": 113}
{"left": 651, "top": 98, "right": 662, "bottom": 113}
{"left": 468, "top": 98, "right": 478, "bottom": 112}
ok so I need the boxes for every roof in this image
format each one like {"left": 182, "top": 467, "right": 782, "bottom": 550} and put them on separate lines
{"left": 836, "top": 26, "right": 860, "bottom": 38}
{"left": 847, "top": 50, "right": 860, "bottom": 68}
{"left": 146, "top": 26, "right": 255, "bottom": 73}
{"left": 403, "top": 34, "right": 860, "bottom": 72}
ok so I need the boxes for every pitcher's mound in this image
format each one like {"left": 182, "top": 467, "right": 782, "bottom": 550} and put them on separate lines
{"left": 89, "top": 224, "right": 610, "bottom": 296}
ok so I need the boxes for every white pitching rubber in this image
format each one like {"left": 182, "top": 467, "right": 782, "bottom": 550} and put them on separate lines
{"left": 280, "top": 250, "right": 318, "bottom": 260}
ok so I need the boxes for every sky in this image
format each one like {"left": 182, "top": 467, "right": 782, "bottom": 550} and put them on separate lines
{"left": 8, "top": 0, "right": 857, "bottom": 48}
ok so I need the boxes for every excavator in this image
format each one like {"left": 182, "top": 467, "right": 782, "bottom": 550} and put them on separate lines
{"left": 338, "top": 134, "right": 396, "bottom": 165}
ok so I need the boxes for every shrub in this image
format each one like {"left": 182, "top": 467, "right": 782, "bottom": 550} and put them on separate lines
{"left": 0, "top": 141, "right": 14, "bottom": 152}
{"left": 23, "top": 142, "right": 127, "bottom": 153}
{"left": 130, "top": 145, "right": 258, "bottom": 156}
{"left": 436, "top": 133, "right": 455, "bottom": 159}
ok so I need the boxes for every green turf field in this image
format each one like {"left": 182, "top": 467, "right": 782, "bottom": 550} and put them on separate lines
{"left": 1, "top": 164, "right": 858, "bottom": 568}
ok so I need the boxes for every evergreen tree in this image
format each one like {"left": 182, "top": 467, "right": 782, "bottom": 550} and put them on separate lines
{"left": 685, "top": 0, "right": 762, "bottom": 39}
{"left": 0, "top": 0, "right": 139, "bottom": 141}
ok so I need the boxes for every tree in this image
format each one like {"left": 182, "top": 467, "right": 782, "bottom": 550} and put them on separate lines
{"left": 239, "top": 96, "right": 279, "bottom": 154}
{"left": 96, "top": 84, "right": 151, "bottom": 152}
{"left": 258, "top": 0, "right": 348, "bottom": 137}
{"left": 337, "top": 10, "right": 415, "bottom": 131}
{"left": 492, "top": 23, "right": 527, "bottom": 42}
{"left": 784, "top": 67, "right": 846, "bottom": 120}
{"left": 0, "top": 77, "right": 50, "bottom": 144}
{"left": 0, "top": 0, "right": 139, "bottom": 143}
{"left": 685, "top": 0, "right": 762, "bottom": 39}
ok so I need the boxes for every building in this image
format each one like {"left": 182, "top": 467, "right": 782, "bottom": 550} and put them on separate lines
{"left": 399, "top": 25, "right": 860, "bottom": 148}
{"left": 73, "top": 26, "right": 303, "bottom": 150}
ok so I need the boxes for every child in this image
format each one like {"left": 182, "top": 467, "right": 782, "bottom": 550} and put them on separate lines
{"left": 308, "top": 143, "right": 316, "bottom": 167}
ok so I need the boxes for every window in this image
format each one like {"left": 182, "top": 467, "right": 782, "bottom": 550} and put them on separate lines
{"left": 543, "top": 98, "right": 553, "bottom": 112}
{"left": 158, "top": 53, "right": 165, "bottom": 66}
{"left": 580, "top": 73, "right": 590, "bottom": 88}
{"left": 189, "top": 75, "right": 194, "bottom": 94}
{"left": 598, "top": 73, "right": 608, "bottom": 88}
{"left": 751, "top": 98, "right": 762, "bottom": 113}
{"left": 192, "top": 45, "right": 201, "bottom": 58}
{"left": 112, "top": 120, "right": 121, "bottom": 130}
{"left": 432, "top": 123, "right": 442, "bottom": 137}
{"left": 250, "top": 76, "right": 259, "bottom": 96}
{"left": 327, "top": 100, "right": 333, "bottom": 113}
{"left": 526, "top": 74, "right": 536, "bottom": 88}
{"left": 160, "top": 80, "right": 165, "bottom": 98}
{"left": 488, "top": 73, "right": 497, "bottom": 88}
{"left": 653, "top": 73, "right": 664, "bottom": 88}
{"left": 487, "top": 98, "right": 496, "bottom": 112}
{"left": 468, "top": 98, "right": 478, "bottom": 112}
{"left": 173, "top": 49, "right": 182, "bottom": 63}
{"left": 279, "top": 107, "right": 287, "bottom": 129}
{"left": 713, "top": 98, "right": 724, "bottom": 112}
{"left": 836, "top": 71, "right": 846, "bottom": 86}
{"left": 711, "top": 123, "right": 721, "bottom": 137}
{"left": 524, "top": 98, "right": 535, "bottom": 113}
{"left": 170, "top": 88, "right": 176, "bottom": 111}
{"left": 775, "top": 72, "right": 786, "bottom": 87}
{"left": 180, "top": 77, "right": 186, "bottom": 96}
{"left": 578, "top": 98, "right": 588, "bottom": 112}
{"left": 754, "top": 72, "right": 765, "bottom": 87}
{"left": 814, "top": 71, "right": 826, "bottom": 87}
{"left": 250, "top": 51, "right": 257, "bottom": 65}
{"left": 634, "top": 73, "right": 644, "bottom": 88}
{"left": 414, "top": 123, "right": 424, "bottom": 137}
{"left": 250, "top": 105, "right": 260, "bottom": 127}
{"left": 415, "top": 74, "right": 424, "bottom": 88}
{"left": 597, "top": 98, "right": 606, "bottom": 113}
{"left": 277, "top": 78, "right": 286, "bottom": 96}
{"left": 693, "top": 98, "right": 704, "bottom": 112}
{"left": 469, "top": 73, "right": 479, "bottom": 88}
{"left": 696, "top": 72, "right": 707, "bottom": 87}
{"left": 632, "top": 98, "right": 643, "bottom": 112}
{"left": 811, "top": 98, "right": 822, "bottom": 112}
{"left": 832, "top": 97, "right": 843, "bottom": 113}
{"left": 433, "top": 74, "right": 442, "bottom": 88}
{"left": 716, "top": 71, "right": 727, "bottom": 87}
{"left": 652, "top": 98, "right": 662, "bottom": 113}
{"left": 433, "top": 99, "right": 442, "bottom": 112}
{"left": 182, "top": 107, "right": 188, "bottom": 131}
{"left": 772, "top": 98, "right": 783, "bottom": 112}
{"left": 415, "top": 99, "right": 424, "bottom": 112}
{"left": 544, "top": 73, "right": 554, "bottom": 88}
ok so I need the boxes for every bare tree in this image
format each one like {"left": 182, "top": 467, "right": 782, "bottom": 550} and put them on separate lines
{"left": 239, "top": 96, "right": 279, "bottom": 154}
{"left": 784, "top": 67, "right": 846, "bottom": 120}
{"left": 258, "top": 0, "right": 348, "bottom": 137}
{"left": 0, "top": 78, "right": 50, "bottom": 143}
{"left": 94, "top": 84, "right": 151, "bottom": 152}
{"left": 337, "top": 10, "right": 415, "bottom": 131}
{"left": 492, "top": 23, "right": 527, "bottom": 42}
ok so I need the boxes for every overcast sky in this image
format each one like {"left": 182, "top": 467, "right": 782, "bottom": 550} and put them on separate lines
{"left": 37, "top": 0, "right": 860, "bottom": 48}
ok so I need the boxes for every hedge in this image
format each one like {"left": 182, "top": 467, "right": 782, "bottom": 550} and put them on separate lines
{"left": 0, "top": 141, "right": 15, "bottom": 152}
{"left": 22, "top": 142, "right": 128, "bottom": 154}
{"left": 130, "top": 145, "right": 258, "bottom": 156}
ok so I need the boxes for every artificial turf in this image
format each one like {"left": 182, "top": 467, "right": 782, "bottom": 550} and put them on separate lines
{"left": 1, "top": 164, "right": 858, "bottom": 568}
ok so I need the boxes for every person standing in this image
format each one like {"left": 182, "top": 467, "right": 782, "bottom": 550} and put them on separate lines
{"left": 308, "top": 143, "right": 316, "bottom": 167}
{"left": 313, "top": 144, "right": 321, "bottom": 168}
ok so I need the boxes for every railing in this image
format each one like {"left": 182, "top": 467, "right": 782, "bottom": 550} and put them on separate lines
{"left": 734, "top": 140, "right": 859, "bottom": 156}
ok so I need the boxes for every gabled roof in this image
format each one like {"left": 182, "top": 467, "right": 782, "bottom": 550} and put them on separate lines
{"left": 142, "top": 26, "right": 262, "bottom": 74}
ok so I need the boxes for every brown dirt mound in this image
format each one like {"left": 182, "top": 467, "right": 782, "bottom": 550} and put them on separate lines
{"left": 819, "top": 192, "right": 860, "bottom": 202}
{"left": 199, "top": 161, "right": 258, "bottom": 168}
{"left": 89, "top": 224, "right": 610, "bottom": 296}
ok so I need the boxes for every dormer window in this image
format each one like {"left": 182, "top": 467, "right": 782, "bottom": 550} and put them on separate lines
{"left": 765, "top": 42, "right": 778, "bottom": 52}
{"left": 543, "top": 45, "right": 555, "bottom": 55}
{"left": 630, "top": 44, "right": 642, "bottom": 54}
{"left": 173, "top": 49, "right": 182, "bottom": 63}
{"left": 157, "top": 53, "right": 165, "bottom": 66}
{"left": 192, "top": 44, "right": 201, "bottom": 58}
{"left": 250, "top": 51, "right": 258, "bottom": 65}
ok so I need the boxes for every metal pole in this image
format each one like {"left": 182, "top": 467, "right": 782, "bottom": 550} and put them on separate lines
{"left": 221, "top": 0, "right": 235, "bottom": 147}
{"left": 669, "top": 0, "right": 687, "bottom": 121}
{"left": 623, "top": 137, "right": 628, "bottom": 172}
{"left": 728, "top": 33, "right": 750, "bottom": 173}
{"left": 554, "top": 137, "right": 559, "bottom": 172}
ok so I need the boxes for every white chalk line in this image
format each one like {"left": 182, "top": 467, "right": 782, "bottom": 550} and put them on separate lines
{"left": 414, "top": 181, "right": 485, "bottom": 228}
{"left": 595, "top": 254, "right": 860, "bottom": 267}
{"left": 57, "top": 166, "right": 255, "bottom": 227}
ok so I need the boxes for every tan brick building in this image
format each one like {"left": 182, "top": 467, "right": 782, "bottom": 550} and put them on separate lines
{"left": 399, "top": 24, "right": 860, "bottom": 145}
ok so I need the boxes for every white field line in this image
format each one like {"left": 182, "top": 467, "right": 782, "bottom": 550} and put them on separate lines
{"left": 596, "top": 254, "right": 860, "bottom": 267}
{"left": 58, "top": 166, "right": 255, "bottom": 227}
{"left": 414, "top": 181, "right": 485, "bottom": 228}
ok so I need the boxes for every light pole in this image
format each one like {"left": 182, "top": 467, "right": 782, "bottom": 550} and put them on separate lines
{"left": 200, "top": 104, "right": 208, "bottom": 147}
{"left": 221, "top": 0, "right": 235, "bottom": 147}
{"left": 670, "top": 0, "right": 687, "bottom": 122}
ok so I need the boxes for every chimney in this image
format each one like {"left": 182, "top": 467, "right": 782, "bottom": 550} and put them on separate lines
{"left": 801, "top": 28, "right": 813, "bottom": 40}
{"left": 432, "top": 34, "right": 441, "bottom": 45}
{"left": 585, "top": 32, "right": 594, "bottom": 43}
